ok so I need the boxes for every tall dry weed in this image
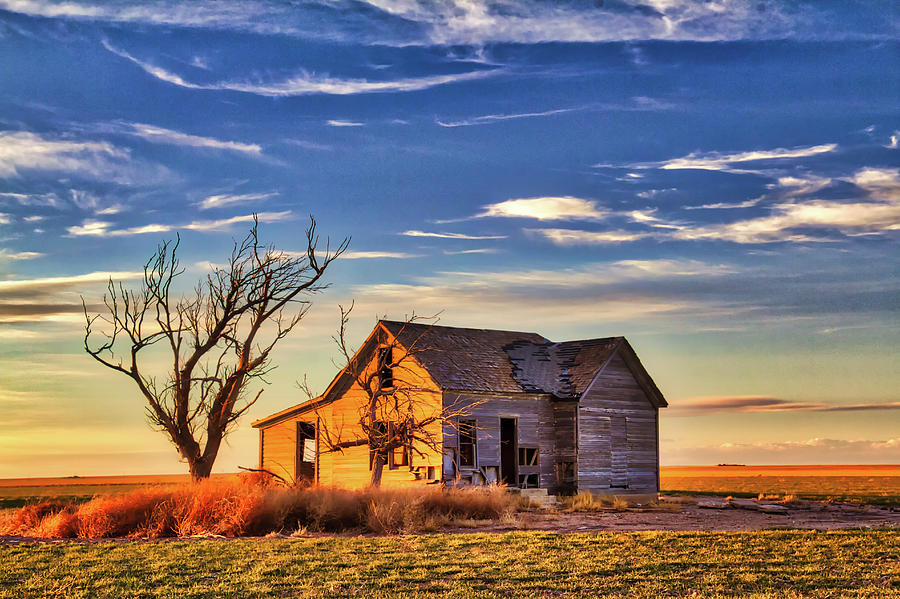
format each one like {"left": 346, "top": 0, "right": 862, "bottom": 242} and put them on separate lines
{"left": 2, "top": 477, "right": 518, "bottom": 538}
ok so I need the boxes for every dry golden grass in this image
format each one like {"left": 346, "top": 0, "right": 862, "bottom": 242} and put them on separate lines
{"left": 661, "top": 464, "right": 900, "bottom": 503}
{"left": 0, "top": 474, "right": 516, "bottom": 538}
{"left": 559, "top": 491, "right": 631, "bottom": 512}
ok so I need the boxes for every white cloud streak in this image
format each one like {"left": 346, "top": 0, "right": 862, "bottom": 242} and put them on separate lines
{"left": 67, "top": 211, "right": 292, "bottom": 237}
{"left": 436, "top": 108, "right": 575, "bottom": 128}
{"left": 103, "top": 40, "right": 496, "bottom": 96}
{"left": 339, "top": 251, "right": 422, "bottom": 260}
{"left": 683, "top": 198, "right": 761, "bottom": 210}
{"left": 672, "top": 396, "right": 900, "bottom": 415}
{"left": 198, "top": 192, "right": 278, "bottom": 210}
{"left": 0, "top": 130, "right": 130, "bottom": 181}
{"left": 124, "top": 123, "right": 261, "bottom": 154}
{"left": 401, "top": 230, "right": 507, "bottom": 240}
{"left": 443, "top": 248, "right": 499, "bottom": 255}
{"left": 528, "top": 228, "right": 652, "bottom": 245}
{"left": 0, "top": 270, "right": 143, "bottom": 293}
{"left": 625, "top": 143, "right": 838, "bottom": 173}
{"left": 0, "top": 250, "right": 43, "bottom": 261}
{"left": 538, "top": 166, "right": 900, "bottom": 245}
{"left": 474, "top": 197, "right": 608, "bottom": 222}
{"left": 326, "top": 120, "right": 364, "bottom": 127}
{"left": 1, "top": 0, "right": 884, "bottom": 44}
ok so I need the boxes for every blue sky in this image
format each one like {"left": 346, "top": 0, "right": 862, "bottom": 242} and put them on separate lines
{"left": 0, "top": 0, "right": 898, "bottom": 477}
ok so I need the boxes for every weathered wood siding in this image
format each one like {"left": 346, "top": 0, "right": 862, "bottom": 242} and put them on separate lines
{"left": 442, "top": 392, "right": 558, "bottom": 490}
{"left": 259, "top": 417, "right": 296, "bottom": 482}
{"left": 577, "top": 353, "right": 659, "bottom": 495}
{"left": 314, "top": 351, "right": 444, "bottom": 489}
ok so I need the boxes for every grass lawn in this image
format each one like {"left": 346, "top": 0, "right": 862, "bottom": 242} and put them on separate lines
{"left": 1, "top": 530, "right": 897, "bottom": 598}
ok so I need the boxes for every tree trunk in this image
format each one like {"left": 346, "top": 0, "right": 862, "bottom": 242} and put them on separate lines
{"left": 370, "top": 452, "right": 386, "bottom": 487}
{"left": 188, "top": 456, "right": 214, "bottom": 482}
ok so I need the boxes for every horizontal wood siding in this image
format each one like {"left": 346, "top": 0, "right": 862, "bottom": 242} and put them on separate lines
{"left": 259, "top": 418, "right": 296, "bottom": 482}
{"left": 443, "top": 392, "right": 557, "bottom": 489}
{"left": 577, "top": 353, "right": 660, "bottom": 495}
{"left": 315, "top": 350, "right": 444, "bottom": 489}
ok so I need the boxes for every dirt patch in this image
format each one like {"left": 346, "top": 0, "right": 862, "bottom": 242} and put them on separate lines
{"left": 445, "top": 496, "right": 900, "bottom": 534}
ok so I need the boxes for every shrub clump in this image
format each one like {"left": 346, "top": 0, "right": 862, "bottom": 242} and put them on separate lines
{"left": 559, "top": 491, "right": 630, "bottom": 512}
{"left": 0, "top": 475, "right": 515, "bottom": 538}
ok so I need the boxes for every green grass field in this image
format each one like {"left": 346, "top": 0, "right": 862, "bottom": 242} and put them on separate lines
{"left": 1, "top": 530, "right": 898, "bottom": 598}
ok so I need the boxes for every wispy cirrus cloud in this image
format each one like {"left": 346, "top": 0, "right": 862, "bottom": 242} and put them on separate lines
{"left": 360, "top": 0, "right": 886, "bottom": 45}
{"left": 2, "top": 0, "right": 890, "bottom": 45}
{"left": 772, "top": 174, "right": 833, "bottom": 198}
{"left": 0, "top": 191, "right": 62, "bottom": 207}
{"left": 326, "top": 120, "right": 364, "bottom": 127}
{"left": 340, "top": 251, "right": 422, "bottom": 260}
{"left": 436, "top": 108, "right": 576, "bottom": 128}
{"left": 537, "top": 166, "right": 900, "bottom": 245}
{"left": 683, "top": 198, "right": 761, "bottom": 210}
{"left": 626, "top": 143, "right": 838, "bottom": 174}
{"left": 0, "top": 249, "right": 43, "bottom": 261}
{"left": 528, "top": 228, "right": 652, "bottom": 244}
{"left": 66, "top": 211, "right": 292, "bottom": 237}
{"left": 0, "top": 270, "right": 143, "bottom": 325}
{"left": 103, "top": 40, "right": 496, "bottom": 96}
{"left": 0, "top": 130, "right": 160, "bottom": 184}
{"left": 666, "top": 437, "right": 900, "bottom": 465}
{"left": 443, "top": 248, "right": 499, "bottom": 255}
{"left": 401, "top": 230, "right": 506, "bottom": 240}
{"left": 198, "top": 192, "right": 278, "bottom": 210}
{"left": 348, "top": 258, "right": 739, "bottom": 329}
{"left": 122, "top": 123, "right": 261, "bottom": 154}
{"left": 672, "top": 395, "right": 900, "bottom": 415}
{"left": 436, "top": 98, "right": 671, "bottom": 128}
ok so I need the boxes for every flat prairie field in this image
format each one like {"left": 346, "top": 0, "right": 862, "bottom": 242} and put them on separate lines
{"left": 660, "top": 465, "right": 900, "bottom": 503}
{"left": 0, "top": 474, "right": 237, "bottom": 508}
{"left": 1, "top": 530, "right": 898, "bottom": 598}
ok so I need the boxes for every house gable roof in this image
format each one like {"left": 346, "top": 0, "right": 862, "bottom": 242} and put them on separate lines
{"left": 253, "top": 320, "right": 666, "bottom": 427}
{"left": 380, "top": 320, "right": 549, "bottom": 394}
{"left": 380, "top": 321, "right": 666, "bottom": 406}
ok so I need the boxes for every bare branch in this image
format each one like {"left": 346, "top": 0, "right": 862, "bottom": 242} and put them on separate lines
{"left": 83, "top": 216, "right": 347, "bottom": 481}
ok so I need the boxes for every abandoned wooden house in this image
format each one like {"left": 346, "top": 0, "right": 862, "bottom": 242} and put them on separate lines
{"left": 252, "top": 321, "right": 667, "bottom": 497}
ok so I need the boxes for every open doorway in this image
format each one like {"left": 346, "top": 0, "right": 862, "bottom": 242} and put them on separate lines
{"left": 500, "top": 418, "right": 517, "bottom": 486}
{"left": 296, "top": 421, "right": 316, "bottom": 484}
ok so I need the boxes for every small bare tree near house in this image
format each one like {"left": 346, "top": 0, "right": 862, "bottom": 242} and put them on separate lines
{"left": 83, "top": 216, "right": 347, "bottom": 481}
{"left": 304, "top": 305, "right": 477, "bottom": 487}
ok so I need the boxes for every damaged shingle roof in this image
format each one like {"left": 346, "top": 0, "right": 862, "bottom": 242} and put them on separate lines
{"left": 380, "top": 321, "right": 623, "bottom": 398}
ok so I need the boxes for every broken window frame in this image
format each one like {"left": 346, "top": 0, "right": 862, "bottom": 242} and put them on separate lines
{"left": 377, "top": 346, "right": 394, "bottom": 389}
{"left": 457, "top": 418, "right": 477, "bottom": 469}
{"left": 518, "top": 447, "right": 539, "bottom": 467}
{"left": 387, "top": 422, "right": 410, "bottom": 470}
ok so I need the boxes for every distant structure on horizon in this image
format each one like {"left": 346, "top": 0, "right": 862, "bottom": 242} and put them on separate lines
{"left": 253, "top": 321, "right": 667, "bottom": 499}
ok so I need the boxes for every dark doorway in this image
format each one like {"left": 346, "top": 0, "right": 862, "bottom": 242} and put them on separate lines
{"left": 500, "top": 418, "right": 517, "bottom": 486}
{"left": 296, "top": 422, "right": 316, "bottom": 484}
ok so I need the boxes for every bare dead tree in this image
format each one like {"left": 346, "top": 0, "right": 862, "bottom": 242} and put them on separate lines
{"left": 83, "top": 216, "right": 348, "bottom": 481}
{"left": 303, "top": 304, "right": 478, "bottom": 487}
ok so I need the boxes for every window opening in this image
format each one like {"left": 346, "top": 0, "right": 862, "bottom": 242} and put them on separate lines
{"left": 458, "top": 419, "right": 477, "bottom": 468}
{"left": 518, "top": 447, "right": 539, "bottom": 467}
{"left": 378, "top": 346, "right": 393, "bottom": 389}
